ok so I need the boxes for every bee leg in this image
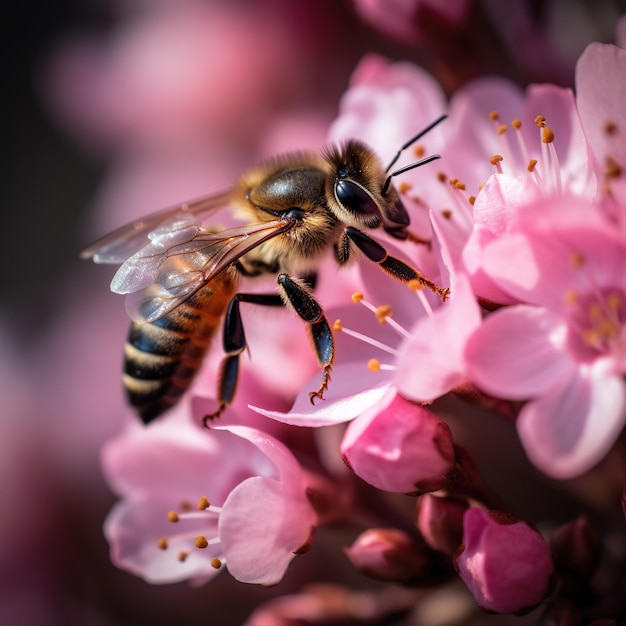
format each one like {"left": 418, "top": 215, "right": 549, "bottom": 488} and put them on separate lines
{"left": 203, "top": 293, "right": 283, "bottom": 426}
{"left": 341, "top": 226, "right": 450, "bottom": 301}
{"left": 276, "top": 274, "right": 334, "bottom": 404}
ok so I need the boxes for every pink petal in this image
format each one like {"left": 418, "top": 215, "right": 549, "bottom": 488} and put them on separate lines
{"left": 576, "top": 43, "right": 626, "bottom": 180}
{"left": 517, "top": 362, "right": 626, "bottom": 478}
{"left": 396, "top": 273, "right": 481, "bottom": 400}
{"left": 466, "top": 305, "right": 574, "bottom": 399}
{"left": 219, "top": 476, "right": 316, "bottom": 584}
{"left": 250, "top": 363, "right": 393, "bottom": 426}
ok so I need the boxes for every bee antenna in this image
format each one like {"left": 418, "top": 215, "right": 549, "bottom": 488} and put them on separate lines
{"left": 384, "top": 113, "right": 448, "bottom": 174}
{"left": 382, "top": 154, "right": 441, "bottom": 196}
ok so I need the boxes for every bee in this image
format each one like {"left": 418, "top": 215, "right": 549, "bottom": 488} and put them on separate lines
{"left": 81, "top": 115, "right": 449, "bottom": 424}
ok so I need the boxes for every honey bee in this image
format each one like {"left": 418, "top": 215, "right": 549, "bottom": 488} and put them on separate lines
{"left": 82, "top": 115, "right": 449, "bottom": 424}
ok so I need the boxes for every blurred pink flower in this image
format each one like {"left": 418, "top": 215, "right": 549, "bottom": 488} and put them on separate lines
{"left": 466, "top": 196, "right": 626, "bottom": 478}
{"left": 351, "top": 0, "right": 473, "bottom": 45}
{"left": 41, "top": 1, "right": 309, "bottom": 155}
{"left": 416, "top": 494, "right": 468, "bottom": 556}
{"left": 455, "top": 508, "right": 554, "bottom": 614}
{"left": 102, "top": 411, "right": 317, "bottom": 585}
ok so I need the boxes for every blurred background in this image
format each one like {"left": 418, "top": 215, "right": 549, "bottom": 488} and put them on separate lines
{"left": 2, "top": 1, "right": 625, "bottom": 624}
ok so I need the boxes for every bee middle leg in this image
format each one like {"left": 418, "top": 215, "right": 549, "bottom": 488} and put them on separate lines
{"left": 277, "top": 274, "right": 334, "bottom": 405}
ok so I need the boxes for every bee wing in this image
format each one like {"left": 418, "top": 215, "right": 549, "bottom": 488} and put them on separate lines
{"left": 117, "top": 219, "right": 295, "bottom": 323}
{"left": 80, "top": 191, "right": 232, "bottom": 264}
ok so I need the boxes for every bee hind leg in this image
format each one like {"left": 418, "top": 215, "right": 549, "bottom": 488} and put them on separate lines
{"left": 277, "top": 274, "right": 335, "bottom": 405}
{"left": 202, "top": 293, "right": 283, "bottom": 427}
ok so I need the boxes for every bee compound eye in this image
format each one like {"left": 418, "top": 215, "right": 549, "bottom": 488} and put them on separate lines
{"left": 335, "top": 180, "right": 380, "bottom": 217}
{"left": 284, "top": 208, "right": 305, "bottom": 221}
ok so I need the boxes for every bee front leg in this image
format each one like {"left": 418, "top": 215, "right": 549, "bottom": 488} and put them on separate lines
{"left": 277, "top": 274, "right": 334, "bottom": 404}
{"left": 340, "top": 226, "right": 450, "bottom": 301}
{"left": 203, "top": 293, "right": 282, "bottom": 426}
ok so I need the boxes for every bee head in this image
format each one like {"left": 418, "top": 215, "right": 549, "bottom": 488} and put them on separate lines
{"left": 325, "top": 140, "right": 410, "bottom": 239}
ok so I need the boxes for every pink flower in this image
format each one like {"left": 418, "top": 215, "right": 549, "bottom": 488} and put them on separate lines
{"left": 455, "top": 508, "right": 554, "bottom": 615}
{"left": 102, "top": 410, "right": 317, "bottom": 585}
{"left": 465, "top": 195, "right": 626, "bottom": 478}
{"left": 341, "top": 391, "right": 455, "bottom": 494}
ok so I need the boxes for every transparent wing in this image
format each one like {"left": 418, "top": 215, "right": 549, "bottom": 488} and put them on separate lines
{"left": 115, "top": 219, "right": 295, "bottom": 323}
{"left": 80, "top": 191, "right": 232, "bottom": 264}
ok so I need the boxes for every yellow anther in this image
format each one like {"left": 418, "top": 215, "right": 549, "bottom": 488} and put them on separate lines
{"left": 375, "top": 304, "right": 393, "bottom": 323}
{"left": 333, "top": 319, "right": 343, "bottom": 332}
{"left": 588, "top": 302, "right": 603, "bottom": 320}
{"left": 607, "top": 292, "right": 622, "bottom": 311}
{"left": 437, "top": 172, "right": 447, "bottom": 183}
{"left": 604, "top": 119, "right": 617, "bottom": 135}
{"left": 178, "top": 551, "right": 190, "bottom": 562}
{"left": 451, "top": 179, "right": 466, "bottom": 190}
{"left": 511, "top": 119, "right": 522, "bottom": 130}
{"left": 195, "top": 536, "right": 209, "bottom": 549}
{"left": 541, "top": 126, "right": 555, "bottom": 144}
{"left": 535, "top": 115, "right": 546, "bottom": 127}
{"left": 398, "top": 181, "right": 412, "bottom": 193}
{"left": 489, "top": 111, "right": 500, "bottom": 121}
{"left": 197, "top": 496, "right": 210, "bottom": 510}
{"left": 167, "top": 511, "right": 180, "bottom": 523}
{"left": 469, "top": 195, "right": 476, "bottom": 205}
{"left": 527, "top": 159, "right": 538, "bottom": 172}
{"left": 497, "top": 123, "right": 508, "bottom": 135}
{"left": 157, "top": 537, "right": 168, "bottom": 550}
{"left": 407, "top": 279, "right": 423, "bottom": 291}
{"left": 441, "top": 209, "right": 452, "bottom": 219}
{"left": 413, "top": 144, "right": 426, "bottom": 158}
{"left": 605, "top": 156, "right": 622, "bottom": 179}
{"left": 571, "top": 252, "right": 585, "bottom": 267}
{"left": 368, "top": 359, "right": 381, "bottom": 373}
{"left": 490, "top": 154, "right": 504, "bottom": 165}
{"left": 211, "top": 558, "right": 223, "bottom": 569}
{"left": 351, "top": 292, "right": 364, "bottom": 304}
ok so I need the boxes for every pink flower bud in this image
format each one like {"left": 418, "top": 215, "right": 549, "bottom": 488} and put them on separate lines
{"left": 344, "top": 528, "right": 447, "bottom": 585}
{"left": 416, "top": 494, "right": 468, "bottom": 556}
{"left": 455, "top": 508, "right": 554, "bottom": 614}
{"left": 341, "top": 391, "right": 455, "bottom": 494}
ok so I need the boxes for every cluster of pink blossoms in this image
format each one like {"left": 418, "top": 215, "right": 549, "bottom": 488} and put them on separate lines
{"left": 101, "top": 37, "right": 626, "bottom": 621}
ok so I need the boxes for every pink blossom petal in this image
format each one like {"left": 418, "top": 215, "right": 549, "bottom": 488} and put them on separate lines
{"left": 396, "top": 273, "right": 481, "bottom": 400}
{"left": 219, "top": 476, "right": 316, "bottom": 585}
{"left": 516, "top": 362, "right": 626, "bottom": 478}
{"left": 576, "top": 43, "right": 626, "bottom": 180}
{"left": 250, "top": 363, "right": 393, "bottom": 426}
{"left": 466, "top": 305, "right": 573, "bottom": 399}
{"left": 482, "top": 199, "right": 626, "bottom": 310}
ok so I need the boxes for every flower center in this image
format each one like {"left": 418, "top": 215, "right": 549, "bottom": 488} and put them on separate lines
{"left": 486, "top": 111, "right": 563, "bottom": 195}
{"left": 566, "top": 286, "right": 626, "bottom": 364}
{"left": 157, "top": 496, "right": 224, "bottom": 569}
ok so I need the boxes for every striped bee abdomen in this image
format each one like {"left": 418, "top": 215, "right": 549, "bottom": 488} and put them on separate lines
{"left": 123, "top": 273, "right": 237, "bottom": 423}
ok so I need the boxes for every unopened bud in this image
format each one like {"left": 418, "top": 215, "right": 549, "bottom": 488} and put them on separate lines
{"left": 550, "top": 514, "right": 600, "bottom": 582}
{"left": 416, "top": 494, "right": 468, "bottom": 556}
{"left": 344, "top": 528, "right": 448, "bottom": 585}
